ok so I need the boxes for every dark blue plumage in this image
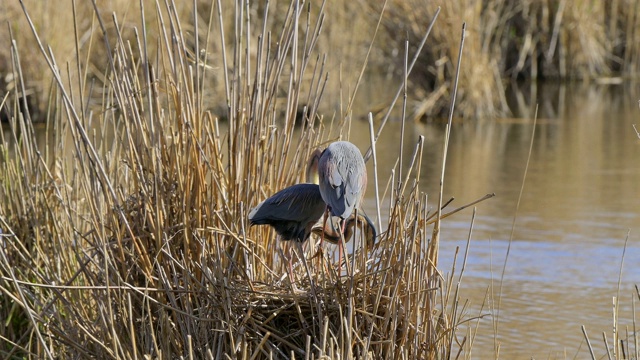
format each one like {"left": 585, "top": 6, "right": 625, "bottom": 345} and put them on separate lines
{"left": 249, "top": 184, "right": 326, "bottom": 242}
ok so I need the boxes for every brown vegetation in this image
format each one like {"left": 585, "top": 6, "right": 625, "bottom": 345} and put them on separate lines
{"left": 0, "top": 1, "right": 484, "bottom": 358}
{"left": 1, "top": 1, "right": 638, "bottom": 359}
{"left": 373, "top": 0, "right": 640, "bottom": 119}
{"left": 4, "top": 1, "right": 640, "bottom": 123}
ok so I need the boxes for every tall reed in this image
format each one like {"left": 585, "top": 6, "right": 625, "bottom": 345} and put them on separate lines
{"left": 373, "top": 0, "right": 640, "bottom": 120}
{"left": 0, "top": 1, "right": 487, "bottom": 359}
{"left": 4, "top": 1, "right": 640, "bottom": 123}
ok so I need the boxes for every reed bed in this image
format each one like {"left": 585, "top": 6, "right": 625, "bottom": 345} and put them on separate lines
{"left": 6, "top": 1, "right": 640, "bottom": 123}
{"left": 0, "top": 1, "right": 488, "bottom": 359}
{"left": 372, "top": 0, "right": 640, "bottom": 120}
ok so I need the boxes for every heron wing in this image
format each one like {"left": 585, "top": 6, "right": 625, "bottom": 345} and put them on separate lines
{"left": 319, "top": 154, "right": 348, "bottom": 217}
{"left": 249, "top": 184, "right": 325, "bottom": 224}
{"left": 249, "top": 184, "right": 326, "bottom": 241}
{"left": 344, "top": 165, "right": 365, "bottom": 209}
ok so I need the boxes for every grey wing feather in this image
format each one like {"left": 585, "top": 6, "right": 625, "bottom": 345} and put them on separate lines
{"left": 318, "top": 141, "right": 366, "bottom": 219}
{"left": 344, "top": 167, "right": 364, "bottom": 208}
{"left": 319, "top": 154, "right": 348, "bottom": 217}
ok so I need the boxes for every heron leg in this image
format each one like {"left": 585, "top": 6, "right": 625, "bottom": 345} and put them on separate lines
{"left": 276, "top": 243, "right": 297, "bottom": 289}
{"left": 310, "top": 206, "right": 330, "bottom": 260}
{"left": 337, "top": 218, "right": 347, "bottom": 277}
{"left": 295, "top": 241, "right": 318, "bottom": 292}
{"left": 337, "top": 238, "right": 343, "bottom": 276}
{"left": 286, "top": 247, "right": 296, "bottom": 287}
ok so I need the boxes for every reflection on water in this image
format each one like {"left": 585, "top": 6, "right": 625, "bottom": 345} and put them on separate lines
{"left": 349, "top": 82, "right": 640, "bottom": 359}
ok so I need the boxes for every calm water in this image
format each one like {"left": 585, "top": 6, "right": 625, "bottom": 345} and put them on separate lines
{"left": 346, "top": 82, "right": 640, "bottom": 359}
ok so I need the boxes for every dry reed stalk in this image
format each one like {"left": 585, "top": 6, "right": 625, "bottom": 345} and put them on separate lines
{"left": 376, "top": 0, "right": 506, "bottom": 120}
{"left": 5, "top": 1, "right": 640, "bottom": 125}
{"left": 579, "top": 233, "right": 640, "bottom": 360}
{"left": 0, "top": 1, "right": 497, "bottom": 359}
{"left": 492, "top": 105, "right": 537, "bottom": 357}
{"left": 368, "top": 0, "right": 640, "bottom": 120}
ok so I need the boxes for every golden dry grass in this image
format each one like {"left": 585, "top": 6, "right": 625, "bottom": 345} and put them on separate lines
{"left": 370, "top": 0, "right": 640, "bottom": 120}
{"left": 4, "top": 1, "right": 640, "bottom": 123}
{"left": 2, "top": 1, "right": 638, "bottom": 359}
{"left": 0, "top": 1, "right": 485, "bottom": 359}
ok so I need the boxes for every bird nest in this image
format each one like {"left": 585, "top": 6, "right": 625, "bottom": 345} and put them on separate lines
{"left": 199, "top": 257, "right": 409, "bottom": 359}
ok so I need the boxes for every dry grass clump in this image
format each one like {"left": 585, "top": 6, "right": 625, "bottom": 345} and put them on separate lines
{"left": 0, "top": 0, "right": 198, "bottom": 122}
{"left": 370, "top": 0, "right": 640, "bottom": 120}
{"left": 373, "top": 0, "right": 509, "bottom": 120}
{"left": 0, "top": 1, "right": 378, "bottom": 123}
{"left": 0, "top": 1, "right": 482, "bottom": 359}
{"left": 5, "top": 1, "right": 640, "bottom": 123}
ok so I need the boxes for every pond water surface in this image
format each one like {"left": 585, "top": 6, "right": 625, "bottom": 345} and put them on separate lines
{"left": 345, "top": 82, "right": 640, "bottom": 359}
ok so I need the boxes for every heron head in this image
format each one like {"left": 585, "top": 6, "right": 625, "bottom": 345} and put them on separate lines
{"left": 311, "top": 212, "right": 377, "bottom": 250}
{"left": 344, "top": 213, "right": 377, "bottom": 250}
